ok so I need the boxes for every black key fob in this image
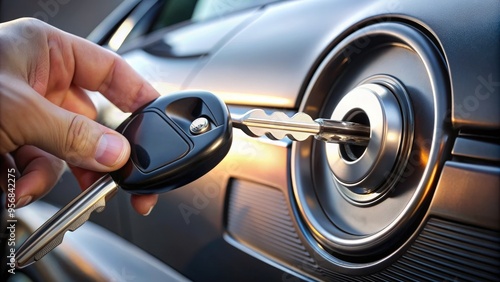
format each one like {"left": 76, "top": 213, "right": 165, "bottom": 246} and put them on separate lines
{"left": 110, "top": 90, "right": 232, "bottom": 194}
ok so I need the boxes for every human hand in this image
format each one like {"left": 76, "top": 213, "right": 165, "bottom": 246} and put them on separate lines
{"left": 0, "top": 18, "right": 159, "bottom": 215}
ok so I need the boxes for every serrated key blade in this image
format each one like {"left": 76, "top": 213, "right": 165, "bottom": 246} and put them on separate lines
{"left": 232, "top": 109, "right": 370, "bottom": 145}
{"left": 16, "top": 175, "right": 117, "bottom": 268}
{"left": 232, "top": 109, "right": 319, "bottom": 141}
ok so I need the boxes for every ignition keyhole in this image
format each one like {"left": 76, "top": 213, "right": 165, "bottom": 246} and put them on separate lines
{"left": 340, "top": 110, "right": 370, "bottom": 161}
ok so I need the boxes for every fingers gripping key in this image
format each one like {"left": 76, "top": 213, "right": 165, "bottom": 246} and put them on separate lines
{"left": 16, "top": 91, "right": 232, "bottom": 268}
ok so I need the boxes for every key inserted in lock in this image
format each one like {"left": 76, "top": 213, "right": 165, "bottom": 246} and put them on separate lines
{"left": 17, "top": 90, "right": 372, "bottom": 268}
{"left": 231, "top": 109, "right": 370, "bottom": 145}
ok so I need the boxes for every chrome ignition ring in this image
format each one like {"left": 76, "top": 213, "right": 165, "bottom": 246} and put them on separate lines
{"left": 326, "top": 76, "right": 413, "bottom": 204}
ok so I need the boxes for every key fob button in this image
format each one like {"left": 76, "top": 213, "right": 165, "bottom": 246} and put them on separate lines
{"left": 190, "top": 117, "right": 210, "bottom": 134}
{"left": 123, "top": 112, "right": 190, "bottom": 172}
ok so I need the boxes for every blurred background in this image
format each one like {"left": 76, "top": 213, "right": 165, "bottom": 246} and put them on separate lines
{"left": 0, "top": 0, "right": 122, "bottom": 37}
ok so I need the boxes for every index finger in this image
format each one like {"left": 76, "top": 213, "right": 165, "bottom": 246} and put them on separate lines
{"left": 49, "top": 26, "right": 160, "bottom": 112}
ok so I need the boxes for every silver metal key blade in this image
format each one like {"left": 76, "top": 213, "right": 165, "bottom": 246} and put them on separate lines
{"left": 16, "top": 174, "right": 118, "bottom": 268}
{"left": 231, "top": 109, "right": 370, "bottom": 145}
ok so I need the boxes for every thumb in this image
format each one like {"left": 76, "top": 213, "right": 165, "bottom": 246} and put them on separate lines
{"left": 30, "top": 99, "right": 130, "bottom": 172}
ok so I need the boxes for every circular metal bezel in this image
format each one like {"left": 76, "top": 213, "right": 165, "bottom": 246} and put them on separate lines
{"left": 326, "top": 77, "right": 415, "bottom": 204}
{"left": 326, "top": 82, "right": 408, "bottom": 203}
{"left": 291, "top": 22, "right": 450, "bottom": 271}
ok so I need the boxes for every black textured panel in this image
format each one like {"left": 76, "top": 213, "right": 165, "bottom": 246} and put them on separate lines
{"left": 320, "top": 218, "right": 500, "bottom": 281}
{"left": 226, "top": 179, "right": 500, "bottom": 281}
{"left": 226, "top": 180, "right": 320, "bottom": 273}
{"left": 384, "top": 218, "right": 500, "bottom": 281}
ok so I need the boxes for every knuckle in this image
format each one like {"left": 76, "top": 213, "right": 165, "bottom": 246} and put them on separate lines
{"left": 0, "top": 131, "right": 18, "bottom": 155}
{"left": 64, "top": 115, "right": 93, "bottom": 163}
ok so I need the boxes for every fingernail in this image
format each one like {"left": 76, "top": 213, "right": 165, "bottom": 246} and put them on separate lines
{"left": 95, "top": 134, "right": 127, "bottom": 167}
{"left": 143, "top": 206, "right": 154, "bottom": 216}
{"left": 16, "top": 195, "right": 32, "bottom": 209}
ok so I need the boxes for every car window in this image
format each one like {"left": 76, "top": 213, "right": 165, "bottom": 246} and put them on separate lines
{"left": 150, "top": 0, "right": 278, "bottom": 32}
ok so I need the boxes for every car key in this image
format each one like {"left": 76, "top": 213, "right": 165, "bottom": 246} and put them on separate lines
{"left": 231, "top": 109, "right": 370, "bottom": 145}
{"left": 16, "top": 90, "right": 232, "bottom": 268}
